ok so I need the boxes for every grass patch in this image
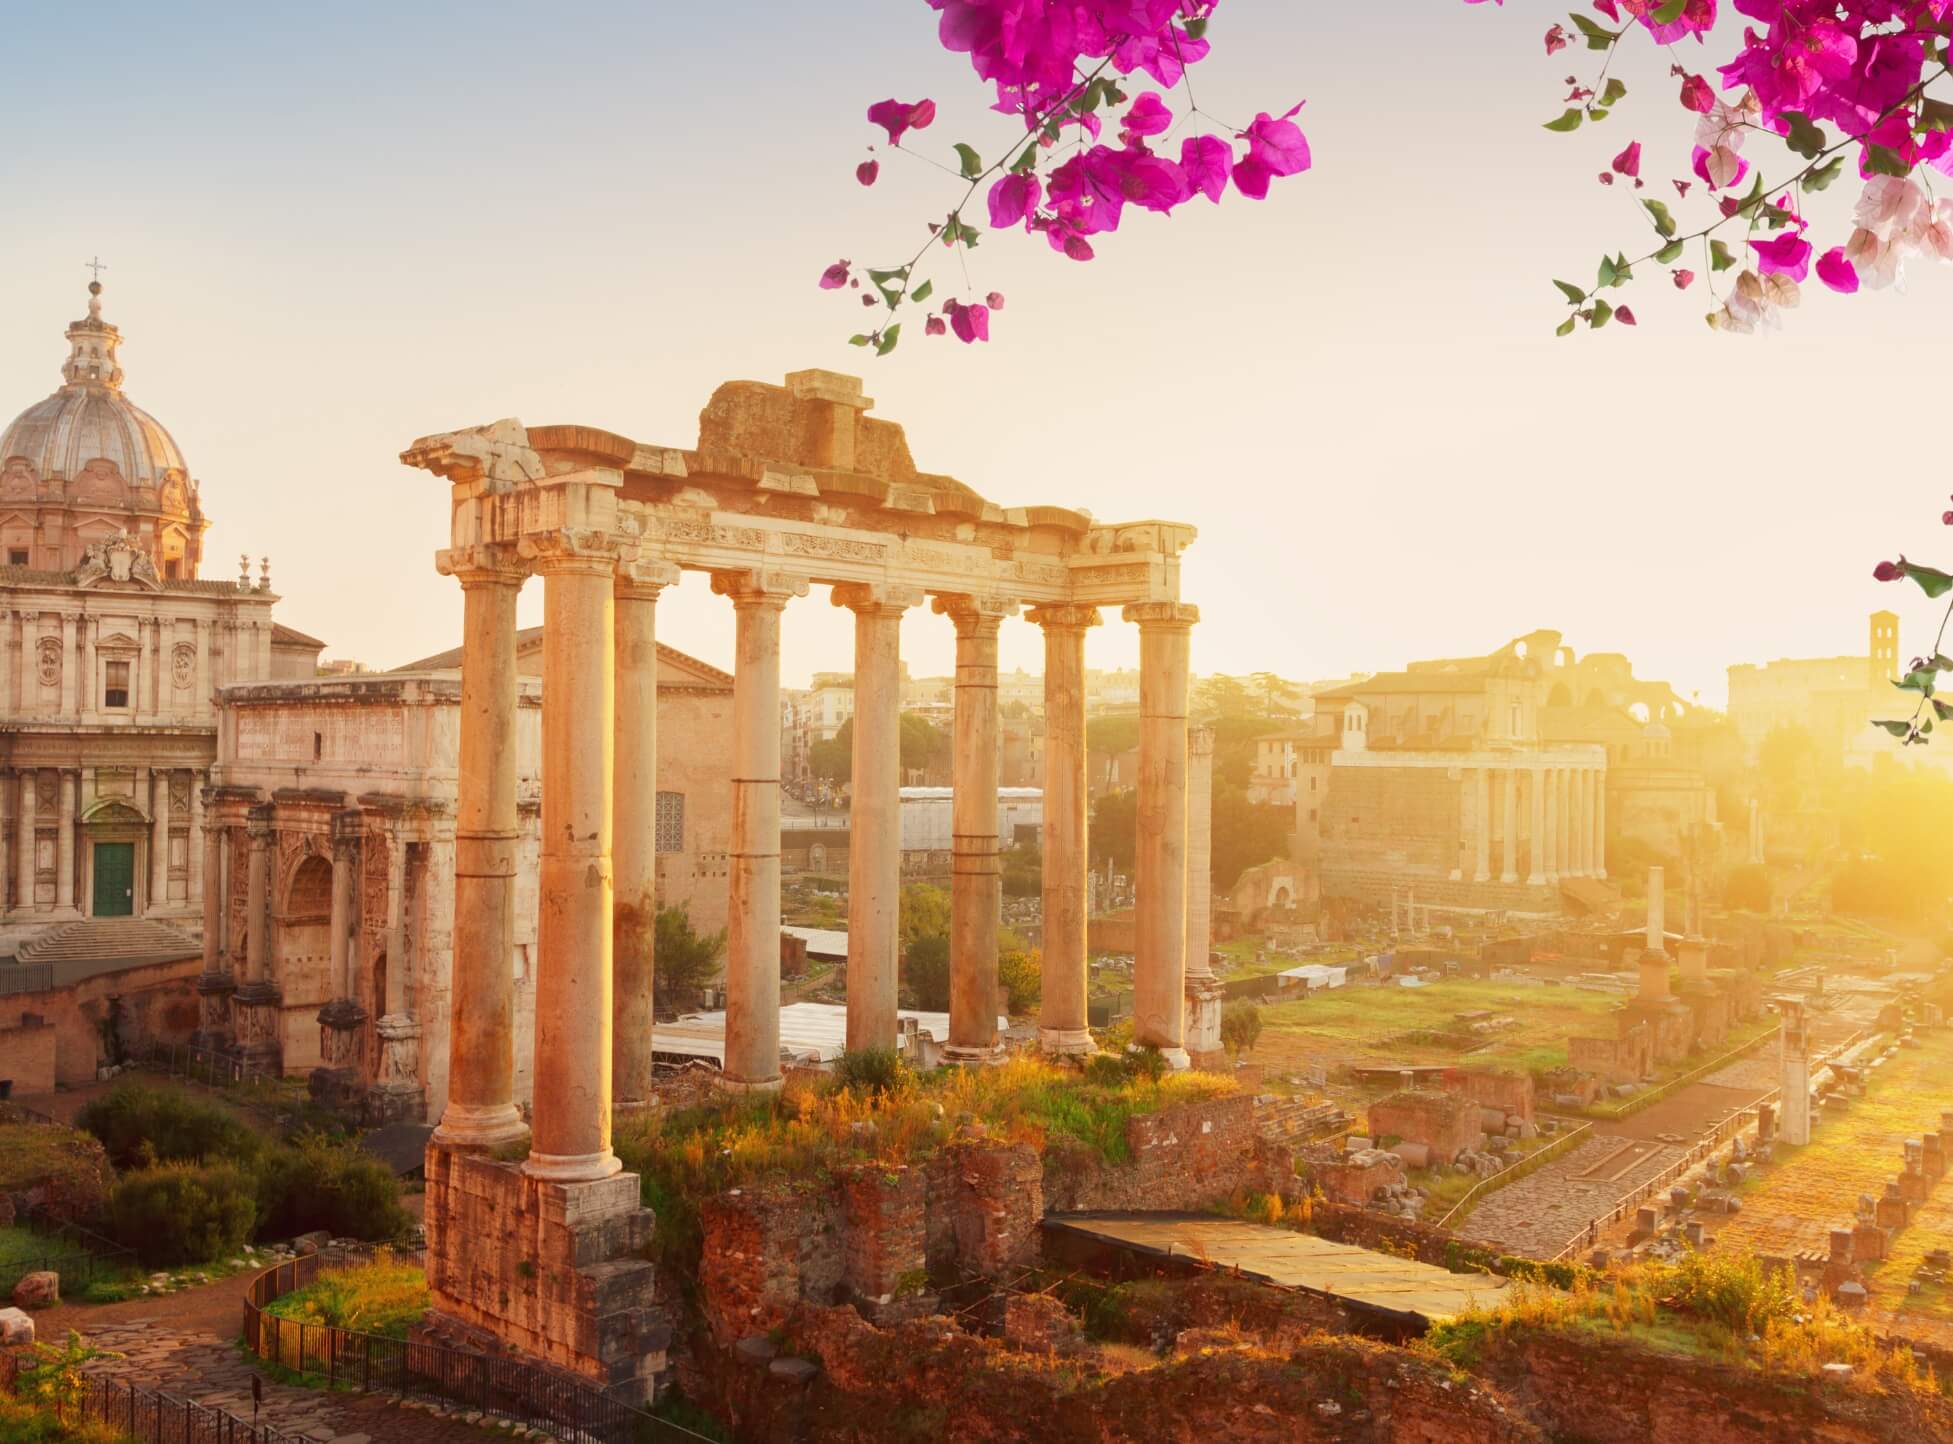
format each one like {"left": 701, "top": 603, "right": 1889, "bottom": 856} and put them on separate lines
{"left": 0, "top": 1392, "right": 137, "bottom": 1443}
{"left": 261, "top": 1251, "right": 428, "bottom": 1340}
{"left": 0, "top": 1124, "right": 108, "bottom": 1199}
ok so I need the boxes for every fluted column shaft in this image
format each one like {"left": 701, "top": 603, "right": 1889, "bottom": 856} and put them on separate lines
{"left": 245, "top": 816, "right": 270, "bottom": 982}
{"left": 187, "top": 777, "right": 205, "bottom": 907}
{"left": 1030, "top": 604, "right": 1098, "bottom": 1054}
{"left": 1500, "top": 766, "right": 1518, "bottom": 883}
{"left": 16, "top": 771, "right": 34, "bottom": 915}
{"left": 836, "top": 585, "right": 917, "bottom": 1055}
{"left": 56, "top": 770, "right": 76, "bottom": 912}
{"left": 1542, "top": 763, "right": 1559, "bottom": 884}
{"left": 149, "top": 770, "right": 169, "bottom": 911}
{"left": 1472, "top": 766, "right": 1491, "bottom": 882}
{"left": 1526, "top": 767, "right": 1545, "bottom": 885}
{"left": 1557, "top": 769, "right": 1573, "bottom": 877}
{"left": 717, "top": 571, "right": 806, "bottom": 1090}
{"left": 1128, "top": 602, "right": 1198, "bottom": 1067}
{"left": 1594, "top": 773, "right": 1607, "bottom": 878}
{"left": 527, "top": 548, "right": 621, "bottom": 1180}
{"left": 613, "top": 567, "right": 676, "bottom": 1109}
{"left": 329, "top": 832, "right": 354, "bottom": 1000}
{"left": 200, "top": 806, "right": 223, "bottom": 972}
{"left": 432, "top": 561, "right": 528, "bottom": 1151}
{"left": 938, "top": 595, "right": 1013, "bottom": 1062}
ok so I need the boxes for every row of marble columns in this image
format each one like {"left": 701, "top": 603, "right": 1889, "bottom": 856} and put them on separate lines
{"left": 431, "top": 531, "right": 1203, "bottom": 1185}
{"left": 6, "top": 765, "right": 204, "bottom": 915}
{"left": 1463, "top": 761, "right": 1606, "bottom": 885}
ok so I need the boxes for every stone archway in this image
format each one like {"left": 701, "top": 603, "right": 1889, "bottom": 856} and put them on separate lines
{"left": 277, "top": 854, "right": 333, "bottom": 1069}
{"left": 79, "top": 797, "right": 150, "bottom": 918}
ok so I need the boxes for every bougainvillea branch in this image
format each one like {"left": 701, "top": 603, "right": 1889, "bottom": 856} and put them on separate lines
{"left": 1473, "top": 1, "right": 1953, "bottom": 336}
{"left": 824, "top": 2, "right": 1312, "bottom": 352}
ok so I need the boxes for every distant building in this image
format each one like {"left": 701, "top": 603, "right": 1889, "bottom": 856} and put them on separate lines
{"left": 1727, "top": 610, "right": 1913, "bottom": 769}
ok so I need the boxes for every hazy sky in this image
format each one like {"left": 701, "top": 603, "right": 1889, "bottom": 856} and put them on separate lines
{"left": 0, "top": 2, "right": 1942, "bottom": 704}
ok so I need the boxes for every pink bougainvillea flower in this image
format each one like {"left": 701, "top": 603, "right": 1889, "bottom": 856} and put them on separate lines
{"left": 1873, "top": 559, "right": 1908, "bottom": 582}
{"left": 1612, "top": 141, "right": 1642, "bottom": 177}
{"left": 1545, "top": 24, "right": 1569, "bottom": 55}
{"left": 819, "top": 261, "right": 851, "bottom": 290}
{"left": 1242, "top": 103, "right": 1311, "bottom": 180}
{"left": 925, "top": 315, "right": 946, "bottom": 336}
{"left": 986, "top": 172, "right": 1041, "bottom": 228}
{"left": 985, "top": 291, "right": 1005, "bottom": 309}
{"left": 1672, "top": 268, "right": 1695, "bottom": 288}
{"left": 1750, "top": 230, "right": 1813, "bottom": 281}
{"left": 1673, "top": 179, "right": 1692, "bottom": 197}
{"left": 1122, "top": 91, "right": 1173, "bottom": 138}
{"left": 1180, "top": 134, "right": 1232, "bottom": 204}
{"left": 856, "top": 160, "right": 879, "bottom": 187}
{"left": 1816, "top": 246, "right": 1860, "bottom": 293}
{"left": 1679, "top": 73, "right": 1714, "bottom": 113}
{"left": 1593, "top": 0, "right": 1620, "bottom": 20}
{"left": 1615, "top": 306, "right": 1637, "bottom": 324}
{"left": 1692, "top": 144, "right": 1748, "bottom": 190}
{"left": 1598, "top": 172, "right": 1616, "bottom": 186}
{"left": 866, "top": 98, "right": 936, "bottom": 145}
{"left": 945, "top": 300, "right": 990, "bottom": 343}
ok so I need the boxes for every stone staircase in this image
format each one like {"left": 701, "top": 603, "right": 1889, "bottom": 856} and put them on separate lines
{"left": 17, "top": 917, "right": 202, "bottom": 968}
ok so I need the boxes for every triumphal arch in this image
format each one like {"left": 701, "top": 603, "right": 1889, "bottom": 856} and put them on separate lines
{"left": 403, "top": 370, "right": 1201, "bottom": 1399}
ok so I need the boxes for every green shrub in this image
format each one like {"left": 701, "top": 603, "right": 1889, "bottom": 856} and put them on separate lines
{"left": 109, "top": 1162, "right": 256, "bottom": 1267}
{"left": 1221, "top": 1000, "right": 1263, "bottom": 1057}
{"left": 834, "top": 1047, "right": 908, "bottom": 1096}
{"left": 902, "top": 934, "right": 951, "bottom": 1012}
{"left": 1127, "top": 1044, "right": 1168, "bottom": 1085}
{"left": 253, "top": 1132, "right": 410, "bottom": 1244}
{"left": 75, "top": 1084, "right": 261, "bottom": 1171}
{"left": 997, "top": 948, "right": 1042, "bottom": 1015}
{"left": 1082, "top": 1053, "right": 1134, "bottom": 1088}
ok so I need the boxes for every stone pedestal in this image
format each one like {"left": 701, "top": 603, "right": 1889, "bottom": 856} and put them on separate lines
{"left": 192, "top": 970, "right": 236, "bottom": 1050}
{"left": 367, "top": 1013, "right": 426, "bottom": 1124}
{"left": 308, "top": 997, "right": 368, "bottom": 1108}
{"left": 1185, "top": 976, "right": 1227, "bottom": 1072}
{"left": 422, "top": 1145, "right": 663, "bottom": 1405}
{"left": 229, "top": 979, "right": 283, "bottom": 1072}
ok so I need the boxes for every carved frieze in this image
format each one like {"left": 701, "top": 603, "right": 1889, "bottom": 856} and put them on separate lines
{"left": 35, "top": 637, "right": 59, "bottom": 688}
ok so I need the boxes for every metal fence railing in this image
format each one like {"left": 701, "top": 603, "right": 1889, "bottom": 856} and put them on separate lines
{"left": 140, "top": 1040, "right": 278, "bottom": 1090}
{"left": 240, "top": 1247, "right": 718, "bottom": 1444}
{"left": 0, "top": 962, "right": 53, "bottom": 996}
{"left": 0, "top": 1203, "right": 139, "bottom": 1296}
{"left": 1, "top": 1352, "right": 309, "bottom": 1443}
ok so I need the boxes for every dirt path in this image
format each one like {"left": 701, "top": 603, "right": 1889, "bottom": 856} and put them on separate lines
{"left": 35, "top": 1267, "right": 255, "bottom": 1341}
{"left": 1456, "top": 1133, "right": 1685, "bottom": 1258}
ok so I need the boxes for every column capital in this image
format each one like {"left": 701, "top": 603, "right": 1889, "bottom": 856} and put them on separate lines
{"left": 932, "top": 592, "right": 1019, "bottom": 635}
{"left": 831, "top": 582, "right": 924, "bottom": 618}
{"left": 1026, "top": 602, "right": 1102, "bottom": 633}
{"left": 711, "top": 568, "right": 810, "bottom": 608}
{"left": 1122, "top": 601, "right": 1199, "bottom": 630}
{"left": 438, "top": 543, "right": 530, "bottom": 588}
{"left": 519, "top": 528, "right": 632, "bottom": 575}
{"left": 616, "top": 557, "right": 681, "bottom": 600}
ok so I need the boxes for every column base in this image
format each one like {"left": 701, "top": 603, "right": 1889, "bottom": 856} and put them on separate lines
{"left": 1147, "top": 1046, "right": 1192, "bottom": 1072}
{"left": 522, "top": 1150, "right": 624, "bottom": 1184}
{"left": 431, "top": 1101, "right": 530, "bottom": 1152}
{"left": 1038, "top": 1027, "right": 1095, "bottom": 1057}
{"left": 717, "top": 1073, "right": 784, "bottom": 1095}
{"left": 1500, "top": 872, "right": 1518, "bottom": 885}
{"left": 940, "top": 1043, "right": 1007, "bottom": 1067}
{"left": 1525, "top": 873, "right": 1545, "bottom": 886}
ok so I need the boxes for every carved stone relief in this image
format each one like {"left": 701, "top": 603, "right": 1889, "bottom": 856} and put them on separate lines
{"left": 171, "top": 643, "right": 195, "bottom": 690}
{"left": 35, "top": 637, "right": 59, "bottom": 688}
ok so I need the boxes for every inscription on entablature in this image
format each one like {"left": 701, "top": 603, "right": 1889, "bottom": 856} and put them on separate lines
{"left": 1074, "top": 563, "right": 1151, "bottom": 586}
{"left": 903, "top": 544, "right": 979, "bottom": 576}
{"left": 237, "top": 709, "right": 406, "bottom": 766}
{"left": 779, "top": 533, "right": 885, "bottom": 563}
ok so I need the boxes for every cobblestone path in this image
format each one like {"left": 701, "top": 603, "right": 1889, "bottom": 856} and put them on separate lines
{"left": 69, "top": 1321, "right": 521, "bottom": 1443}
{"left": 1455, "top": 1134, "right": 1684, "bottom": 1258}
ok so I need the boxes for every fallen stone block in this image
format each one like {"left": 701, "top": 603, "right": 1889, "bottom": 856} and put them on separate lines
{"left": 0, "top": 1307, "right": 33, "bottom": 1346}
{"left": 10, "top": 1270, "right": 58, "bottom": 1310}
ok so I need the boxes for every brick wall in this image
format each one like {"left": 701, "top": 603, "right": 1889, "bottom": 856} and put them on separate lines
{"left": 1368, "top": 1089, "right": 1482, "bottom": 1163}
{"left": 0, "top": 1016, "right": 56, "bottom": 1094}
{"left": 1443, "top": 1068, "right": 1536, "bottom": 1126}
{"left": 1042, "top": 1095, "right": 1261, "bottom": 1213}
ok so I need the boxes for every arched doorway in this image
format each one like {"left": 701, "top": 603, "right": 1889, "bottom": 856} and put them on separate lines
{"left": 278, "top": 854, "right": 333, "bottom": 1068}
{"left": 79, "top": 797, "right": 148, "bottom": 917}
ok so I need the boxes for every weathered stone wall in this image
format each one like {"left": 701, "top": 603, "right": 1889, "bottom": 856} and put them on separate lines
{"left": 1042, "top": 1095, "right": 1260, "bottom": 1214}
{"left": 1368, "top": 1089, "right": 1482, "bottom": 1164}
{"left": 0, "top": 1015, "right": 56, "bottom": 1094}
{"left": 1443, "top": 1068, "right": 1536, "bottom": 1127}
{"left": 1, "top": 955, "right": 200, "bottom": 1088}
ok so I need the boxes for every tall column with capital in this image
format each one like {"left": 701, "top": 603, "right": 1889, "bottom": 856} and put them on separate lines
{"left": 1541, "top": 763, "right": 1559, "bottom": 885}
{"left": 1472, "top": 766, "right": 1491, "bottom": 883}
{"left": 56, "top": 770, "right": 76, "bottom": 913}
{"left": 1593, "top": 768, "right": 1607, "bottom": 878}
{"left": 329, "top": 820, "right": 356, "bottom": 1001}
{"left": 1559, "top": 769, "right": 1575, "bottom": 878}
{"left": 715, "top": 570, "right": 807, "bottom": 1091}
{"left": 244, "top": 810, "right": 271, "bottom": 982}
{"left": 433, "top": 555, "right": 528, "bottom": 1150}
{"left": 1184, "top": 725, "right": 1225, "bottom": 1069}
{"left": 1029, "top": 604, "right": 1098, "bottom": 1055}
{"left": 1575, "top": 769, "right": 1592, "bottom": 876}
{"left": 15, "top": 771, "right": 34, "bottom": 915}
{"left": 1500, "top": 766, "right": 1518, "bottom": 883}
{"left": 200, "top": 805, "right": 223, "bottom": 968}
{"left": 1526, "top": 766, "right": 1545, "bottom": 885}
{"left": 1127, "top": 602, "right": 1198, "bottom": 1067}
{"left": 525, "top": 535, "right": 624, "bottom": 1181}
{"left": 937, "top": 594, "right": 1015, "bottom": 1063}
{"left": 149, "top": 770, "right": 169, "bottom": 913}
{"left": 187, "top": 775, "right": 204, "bottom": 908}
{"left": 835, "top": 584, "right": 919, "bottom": 1055}
{"left": 613, "top": 561, "right": 678, "bottom": 1110}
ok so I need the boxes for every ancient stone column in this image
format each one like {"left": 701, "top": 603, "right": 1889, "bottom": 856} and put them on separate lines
{"left": 835, "top": 584, "right": 920, "bottom": 1055}
{"left": 187, "top": 775, "right": 204, "bottom": 906}
{"left": 527, "top": 537, "right": 625, "bottom": 1181}
{"left": 613, "top": 562, "right": 678, "bottom": 1110}
{"left": 329, "top": 820, "right": 355, "bottom": 1000}
{"left": 1500, "top": 766, "right": 1518, "bottom": 883}
{"left": 149, "top": 770, "right": 169, "bottom": 912}
{"left": 1184, "top": 725, "right": 1225, "bottom": 1070}
{"left": 15, "top": 770, "right": 34, "bottom": 915}
{"left": 200, "top": 808, "right": 224, "bottom": 970}
{"left": 1585, "top": 768, "right": 1601, "bottom": 875}
{"left": 1526, "top": 766, "right": 1545, "bottom": 885}
{"left": 1029, "top": 603, "right": 1098, "bottom": 1056}
{"left": 1472, "top": 766, "right": 1491, "bottom": 883}
{"left": 244, "top": 810, "right": 271, "bottom": 982}
{"left": 937, "top": 594, "right": 1016, "bottom": 1064}
{"left": 1646, "top": 865, "right": 1666, "bottom": 957}
{"left": 1778, "top": 999, "right": 1811, "bottom": 1146}
{"left": 55, "top": 770, "right": 76, "bottom": 912}
{"left": 1541, "top": 764, "right": 1558, "bottom": 885}
{"left": 58, "top": 613, "right": 76, "bottom": 716}
{"left": 1127, "top": 601, "right": 1198, "bottom": 1068}
{"left": 432, "top": 556, "right": 528, "bottom": 1151}
{"left": 714, "top": 570, "right": 808, "bottom": 1091}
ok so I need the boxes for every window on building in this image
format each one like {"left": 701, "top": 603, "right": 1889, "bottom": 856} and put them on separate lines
{"left": 7, "top": 549, "right": 26, "bottom": 566}
{"left": 104, "top": 660, "right": 130, "bottom": 709}
{"left": 655, "top": 791, "right": 685, "bottom": 853}
{"left": 164, "top": 560, "right": 179, "bottom": 580}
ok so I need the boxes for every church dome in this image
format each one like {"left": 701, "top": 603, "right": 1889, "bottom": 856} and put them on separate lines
{"left": 0, "top": 282, "right": 189, "bottom": 492}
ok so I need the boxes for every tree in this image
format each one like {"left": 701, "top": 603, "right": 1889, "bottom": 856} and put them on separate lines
{"left": 1210, "top": 783, "right": 1291, "bottom": 895}
{"left": 810, "top": 718, "right": 853, "bottom": 784}
{"left": 1250, "top": 671, "right": 1302, "bottom": 718}
{"left": 902, "top": 933, "right": 951, "bottom": 1012}
{"left": 1193, "top": 674, "right": 1258, "bottom": 722}
{"left": 825, "top": 6, "right": 1312, "bottom": 353}
{"left": 1477, "top": 2, "right": 1953, "bottom": 335}
{"left": 997, "top": 947, "right": 1042, "bottom": 1015}
{"left": 899, "top": 712, "right": 952, "bottom": 776}
{"left": 655, "top": 907, "right": 724, "bottom": 1006}
{"left": 1086, "top": 714, "right": 1140, "bottom": 759}
{"left": 1001, "top": 841, "right": 1042, "bottom": 898}
{"left": 1221, "top": 1000, "right": 1263, "bottom": 1059}
{"left": 899, "top": 882, "right": 951, "bottom": 948}
{"left": 1090, "top": 788, "right": 1137, "bottom": 872}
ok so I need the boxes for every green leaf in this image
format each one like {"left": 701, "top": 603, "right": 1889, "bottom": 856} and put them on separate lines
{"left": 1896, "top": 668, "right": 1938, "bottom": 696}
{"left": 1781, "top": 111, "right": 1827, "bottom": 160}
{"left": 1920, "top": 97, "right": 1953, "bottom": 133}
{"left": 1609, "top": 251, "right": 1633, "bottom": 286}
{"left": 909, "top": 279, "right": 933, "bottom": 304}
{"left": 1735, "top": 172, "right": 1766, "bottom": 220}
{"left": 1806, "top": 155, "right": 1846, "bottom": 191}
{"left": 1651, "top": 0, "right": 1686, "bottom": 20}
{"left": 1544, "top": 108, "right": 1584, "bottom": 133}
{"left": 1934, "top": 698, "right": 1953, "bottom": 722}
{"left": 1553, "top": 279, "right": 1587, "bottom": 304}
{"left": 1588, "top": 107, "right": 1610, "bottom": 121}
{"left": 848, "top": 335, "right": 871, "bottom": 347}
{"left": 1710, "top": 239, "right": 1736, "bottom": 272}
{"left": 1655, "top": 240, "right": 1685, "bottom": 264}
{"left": 1643, "top": 198, "right": 1677, "bottom": 239}
{"left": 1555, "top": 316, "right": 1578, "bottom": 337}
{"left": 1599, "top": 77, "right": 1627, "bottom": 108}
{"left": 1932, "top": 653, "right": 1953, "bottom": 672}
{"left": 1866, "top": 144, "right": 1912, "bottom": 177}
{"left": 1183, "top": 17, "right": 1208, "bottom": 40}
{"left": 1590, "top": 298, "right": 1613, "bottom": 329}
{"left": 1597, "top": 255, "right": 1618, "bottom": 289}
{"left": 1569, "top": 13, "right": 1615, "bottom": 48}
{"left": 1904, "top": 561, "right": 1953, "bottom": 599}
{"left": 874, "top": 324, "right": 901, "bottom": 357}
{"left": 1873, "top": 719, "right": 1914, "bottom": 737}
{"left": 953, "top": 143, "right": 983, "bottom": 179}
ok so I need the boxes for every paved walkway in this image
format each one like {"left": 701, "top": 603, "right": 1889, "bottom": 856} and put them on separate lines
{"left": 1456, "top": 1134, "right": 1684, "bottom": 1258}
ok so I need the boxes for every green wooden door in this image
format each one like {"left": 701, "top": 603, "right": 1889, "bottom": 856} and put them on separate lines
{"left": 92, "top": 843, "right": 135, "bottom": 917}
